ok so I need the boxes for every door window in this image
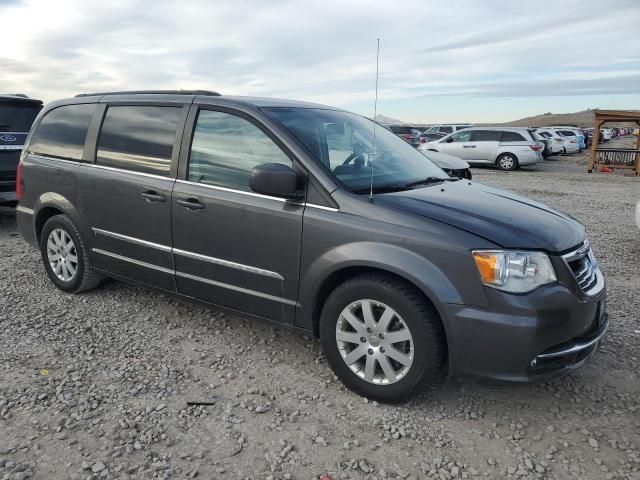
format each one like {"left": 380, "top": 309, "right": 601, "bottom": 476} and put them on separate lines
{"left": 96, "top": 106, "right": 181, "bottom": 176}
{"left": 29, "top": 104, "right": 96, "bottom": 161}
{"left": 439, "top": 126, "right": 453, "bottom": 134}
{"left": 470, "top": 130, "right": 501, "bottom": 142}
{"left": 500, "top": 131, "right": 526, "bottom": 142}
{"left": 188, "top": 110, "right": 292, "bottom": 192}
{"left": 449, "top": 130, "right": 472, "bottom": 142}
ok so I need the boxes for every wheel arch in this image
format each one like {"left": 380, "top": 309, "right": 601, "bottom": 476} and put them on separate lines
{"left": 300, "top": 242, "right": 462, "bottom": 344}
{"left": 33, "top": 192, "right": 88, "bottom": 244}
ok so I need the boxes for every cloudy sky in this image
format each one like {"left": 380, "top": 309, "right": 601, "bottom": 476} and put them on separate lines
{"left": 1, "top": 0, "right": 639, "bottom": 122}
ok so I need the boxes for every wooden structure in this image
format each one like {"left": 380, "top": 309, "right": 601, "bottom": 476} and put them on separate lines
{"left": 588, "top": 109, "right": 640, "bottom": 175}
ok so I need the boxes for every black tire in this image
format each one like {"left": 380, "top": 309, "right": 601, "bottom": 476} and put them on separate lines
{"left": 496, "top": 153, "right": 518, "bottom": 171}
{"left": 319, "top": 273, "right": 446, "bottom": 403}
{"left": 40, "top": 214, "right": 102, "bottom": 293}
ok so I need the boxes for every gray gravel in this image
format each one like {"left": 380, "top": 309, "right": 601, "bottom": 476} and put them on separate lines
{"left": 1, "top": 137, "right": 639, "bottom": 479}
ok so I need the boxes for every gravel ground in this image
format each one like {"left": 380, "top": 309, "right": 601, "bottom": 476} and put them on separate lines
{"left": 1, "top": 137, "right": 639, "bottom": 480}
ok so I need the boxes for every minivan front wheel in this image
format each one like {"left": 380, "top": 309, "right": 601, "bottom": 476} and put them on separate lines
{"left": 496, "top": 153, "right": 518, "bottom": 171}
{"left": 40, "top": 214, "right": 102, "bottom": 293}
{"left": 320, "top": 274, "right": 446, "bottom": 402}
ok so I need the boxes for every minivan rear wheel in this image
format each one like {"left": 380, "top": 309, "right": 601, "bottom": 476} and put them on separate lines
{"left": 496, "top": 153, "right": 518, "bottom": 171}
{"left": 40, "top": 214, "right": 102, "bottom": 293}
{"left": 320, "top": 274, "right": 446, "bottom": 402}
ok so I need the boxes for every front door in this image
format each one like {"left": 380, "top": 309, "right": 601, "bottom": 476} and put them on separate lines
{"left": 171, "top": 106, "right": 304, "bottom": 325}
{"left": 468, "top": 130, "right": 501, "bottom": 162}
{"left": 440, "top": 130, "right": 473, "bottom": 159}
{"left": 77, "top": 103, "right": 186, "bottom": 291}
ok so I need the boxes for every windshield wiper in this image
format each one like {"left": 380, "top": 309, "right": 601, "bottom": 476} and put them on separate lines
{"left": 403, "top": 176, "right": 459, "bottom": 188}
{"left": 350, "top": 184, "right": 410, "bottom": 194}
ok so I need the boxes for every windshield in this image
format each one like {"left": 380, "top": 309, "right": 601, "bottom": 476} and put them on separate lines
{"left": 263, "top": 107, "right": 448, "bottom": 193}
{"left": 0, "top": 103, "right": 42, "bottom": 132}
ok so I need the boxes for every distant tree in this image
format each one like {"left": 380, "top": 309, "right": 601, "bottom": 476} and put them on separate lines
{"left": 544, "top": 112, "right": 552, "bottom": 115}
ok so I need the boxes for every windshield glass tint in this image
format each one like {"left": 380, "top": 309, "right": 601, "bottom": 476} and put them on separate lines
{"left": 263, "top": 107, "right": 447, "bottom": 192}
{"left": 0, "top": 103, "right": 42, "bottom": 132}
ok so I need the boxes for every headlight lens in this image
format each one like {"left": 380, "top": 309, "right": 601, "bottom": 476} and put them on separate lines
{"left": 472, "top": 250, "right": 556, "bottom": 293}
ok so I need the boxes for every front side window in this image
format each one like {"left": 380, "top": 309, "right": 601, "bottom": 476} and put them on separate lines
{"left": 449, "top": 130, "right": 472, "bottom": 142}
{"left": 96, "top": 106, "right": 181, "bottom": 176}
{"left": 263, "top": 107, "right": 448, "bottom": 194}
{"left": 188, "top": 110, "right": 291, "bottom": 192}
{"left": 29, "top": 104, "right": 96, "bottom": 161}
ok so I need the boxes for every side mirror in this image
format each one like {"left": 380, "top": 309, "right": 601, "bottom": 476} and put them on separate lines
{"left": 250, "top": 163, "right": 303, "bottom": 199}
{"left": 446, "top": 137, "right": 454, "bottom": 143}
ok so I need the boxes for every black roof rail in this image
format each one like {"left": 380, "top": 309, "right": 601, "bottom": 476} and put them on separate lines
{"left": 75, "top": 89, "right": 221, "bottom": 98}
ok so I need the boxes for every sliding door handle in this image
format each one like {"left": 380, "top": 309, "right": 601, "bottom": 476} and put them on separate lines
{"left": 176, "top": 198, "right": 205, "bottom": 210}
{"left": 141, "top": 191, "right": 166, "bottom": 203}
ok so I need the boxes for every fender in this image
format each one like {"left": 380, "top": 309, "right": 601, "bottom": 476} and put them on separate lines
{"left": 297, "top": 241, "right": 472, "bottom": 334}
{"left": 32, "top": 192, "right": 92, "bottom": 248}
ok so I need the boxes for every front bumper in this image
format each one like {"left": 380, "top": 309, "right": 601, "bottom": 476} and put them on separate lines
{"left": 442, "top": 277, "right": 607, "bottom": 383}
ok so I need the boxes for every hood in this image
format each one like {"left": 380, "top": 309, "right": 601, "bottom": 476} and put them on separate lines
{"left": 421, "top": 150, "right": 469, "bottom": 169}
{"left": 376, "top": 181, "right": 585, "bottom": 252}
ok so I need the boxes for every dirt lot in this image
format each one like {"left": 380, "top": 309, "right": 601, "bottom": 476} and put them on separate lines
{"left": 1, "top": 137, "right": 639, "bottom": 480}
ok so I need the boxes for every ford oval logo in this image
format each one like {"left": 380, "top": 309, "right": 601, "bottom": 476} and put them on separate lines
{"left": 0, "top": 135, "right": 17, "bottom": 142}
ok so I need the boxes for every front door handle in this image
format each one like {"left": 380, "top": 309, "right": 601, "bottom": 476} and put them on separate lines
{"left": 141, "top": 190, "right": 166, "bottom": 203}
{"left": 176, "top": 198, "right": 205, "bottom": 210}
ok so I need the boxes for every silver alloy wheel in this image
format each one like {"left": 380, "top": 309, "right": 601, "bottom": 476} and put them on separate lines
{"left": 499, "top": 155, "right": 515, "bottom": 169}
{"left": 335, "top": 299, "right": 414, "bottom": 385}
{"left": 46, "top": 228, "right": 78, "bottom": 282}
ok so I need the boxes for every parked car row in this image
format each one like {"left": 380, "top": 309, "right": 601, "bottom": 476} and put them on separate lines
{"left": 385, "top": 120, "right": 636, "bottom": 175}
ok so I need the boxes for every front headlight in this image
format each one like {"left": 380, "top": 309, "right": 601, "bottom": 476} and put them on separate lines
{"left": 472, "top": 250, "right": 557, "bottom": 293}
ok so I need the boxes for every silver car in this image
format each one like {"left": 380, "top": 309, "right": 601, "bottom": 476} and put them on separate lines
{"left": 419, "top": 127, "right": 544, "bottom": 171}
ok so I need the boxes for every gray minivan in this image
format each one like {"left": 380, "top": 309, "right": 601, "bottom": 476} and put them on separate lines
{"left": 16, "top": 91, "right": 607, "bottom": 402}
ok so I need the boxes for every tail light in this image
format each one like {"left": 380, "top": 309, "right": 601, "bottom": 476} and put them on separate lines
{"left": 16, "top": 159, "right": 22, "bottom": 201}
{"left": 529, "top": 144, "right": 542, "bottom": 152}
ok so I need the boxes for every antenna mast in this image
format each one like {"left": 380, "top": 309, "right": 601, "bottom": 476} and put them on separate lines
{"left": 369, "top": 38, "right": 380, "bottom": 201}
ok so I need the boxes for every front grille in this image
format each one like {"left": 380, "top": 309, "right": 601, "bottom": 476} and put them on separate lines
{"left": 563, "top": 242, "right": 599, "bottom": 293}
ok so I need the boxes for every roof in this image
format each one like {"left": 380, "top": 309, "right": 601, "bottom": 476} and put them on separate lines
{"left": 54, "top": 91, "right": 342, "bottom": 111}
{"left": 0, "top": 94, "right": 43, "bottom": 105}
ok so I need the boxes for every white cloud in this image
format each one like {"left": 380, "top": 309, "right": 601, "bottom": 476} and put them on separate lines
{"left": 1, "top": 0, "right": 639, "bottom": 120}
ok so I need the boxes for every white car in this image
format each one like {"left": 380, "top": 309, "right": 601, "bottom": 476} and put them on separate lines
{"left": 550, "top": 130, "right": 580, "bottom": 153}
{"left": 419, "top": 127, "right": 544, "bottom": 171}
{"left": 600, "top": 128, "right": 613, "bottom": 141}
{"left": 535, "top": 129, "right": 565, "bottom": 154}
{"left": 423, "top": 124, "right": 474, "bottom": 136}
{"left": 420, "top": 149, "right": 472, "bottom": 179}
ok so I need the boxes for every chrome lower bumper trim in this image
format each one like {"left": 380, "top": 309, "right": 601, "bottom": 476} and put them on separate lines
{"left": 535, "top": 317, "right": 608, "bottom": 360}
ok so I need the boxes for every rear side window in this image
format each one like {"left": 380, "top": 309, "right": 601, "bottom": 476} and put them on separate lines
{"left": 96, "top": 106, "right": 181, "bottom": 176}
{"left": 439, "top": 126, "right": 453, "bottom": 134}
{"left": 0, "top": 102, "right": 42, "bottom": 133}
{"left": 187, "top": 109, "right": 291, "bottom": 192}
{"left": 29, "top": 104, "right": 96, "bottom": 161}
{"left": 501, "top": 131, "right": 526, "bottom": 142}
{"left": 558, "top": 130, "right": 575, "bottom": 136}
{"left": 471, "top": 130, "right": 501, "bottom": 141}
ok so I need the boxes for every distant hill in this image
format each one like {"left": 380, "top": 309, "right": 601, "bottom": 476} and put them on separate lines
{"left": 496, "top": 110, "right": 597, "bottom": 128}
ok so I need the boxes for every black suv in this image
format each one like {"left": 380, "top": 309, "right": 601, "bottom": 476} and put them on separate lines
{"left": 17, "top": 91, "right": 607, "bottom": 402}
{"left": 0, "top": 94, "right": 43, "bottom": 205}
